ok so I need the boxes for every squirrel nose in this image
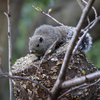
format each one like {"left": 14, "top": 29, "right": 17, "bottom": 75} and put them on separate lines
{"left": 30, "top": 50, "right": 33, "bottom": 53}
{"left": 30, "top": 50, "right": 36, "bottom": 54}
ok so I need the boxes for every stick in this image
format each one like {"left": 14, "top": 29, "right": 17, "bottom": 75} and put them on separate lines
{"left": 0, "top": 73, "right": 50, "bottom": 94}
{"left": 32, "top": 5, "right": 65, "bottom": 26}
{"left": 4, "top": 0, "right": 12, "bottom": 100}
{"left": 35, "top": 38, "right": 59, "bottom": 78}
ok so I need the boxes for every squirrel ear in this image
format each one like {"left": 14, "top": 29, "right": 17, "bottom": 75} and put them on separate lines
{"left": 39, "top": 37, "right": 43, "bottom": 42}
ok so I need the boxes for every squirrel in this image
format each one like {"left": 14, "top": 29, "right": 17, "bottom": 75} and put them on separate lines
{"left": 29, "top": 24, "right": 92, "bottom": 58}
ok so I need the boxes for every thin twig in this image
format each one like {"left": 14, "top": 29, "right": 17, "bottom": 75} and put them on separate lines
{"left": 87, "top": 16, "right": 90, "bottom": 24}
{"left": 72, "top": 30, "right": 88, "bottom": 54}
{"left": 77, "top": 0, "right": 97, "bottom": 25}
{"left": 32, "top": 5, "right": 75, "bottom": 34}
{"left": 81, "top": 78, "right": 100, "bottom": 89}
{"left": 58, "top": 83, "right": 87, "bottom": 100}
{"left": 84, "top": 16, "right": 100, "bottom": 31}
{"left": 4, "top": 0, "right": 12, "bottom": 100}
{"left": 58, "top": 77, "right": 100, "bottom": 99}
{"left": 81, "top": 0, "right": 98, "bottom": 19}
{"left": 77, "top": 0, "right": 97, "bottom": 19}
{"left": 35, "top": 38, "right": 59, "bottom": 78}
{"left": 32, "top": 5, "right": 65, "bottom": 26}
{"left": 73, "top": 16, "right": 100, "bottom": 55}
{"left": 73, "top": 16, "right": 100, "bottom": 54}
{"left": 0, "top": 73, "right": 50, "bottom": 94}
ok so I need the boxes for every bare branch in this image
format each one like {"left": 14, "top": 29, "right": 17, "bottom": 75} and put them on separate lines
{"left": 32, "top": 5, "right": 65, "bottom": 26}
{"left": 35, "top": 38, "right": 59, "bottom": 77}
{"left": 0, "top": 73, "right": 50, "bottom": 94}
{"left": 58, "top": 77, "right": 100, "bottom": 99}
{"left": 81, "top": 78, "right": 100, "bottom": 89}
{"left": 84, "top": 16, "right": 100, "bottom": 31}
{"left": 73, "top": 16, "right": 100, "bottom": 54}
{"left": 61, "top": 71, "right": 100, "bottom": 89}
{"left": 58, "top": 83, "right": 87, "bottom": 100}
{"left": 87, "top": 16, "right": 90, "bottom": 24}
{"left": 81, "top": 0, "right": 98, "bottom": 19}
{"left": 4, "top": 0, "right": 12, "bottom": 100}
{"left": 77, "top": 0, "right": 97, "bottom": 19}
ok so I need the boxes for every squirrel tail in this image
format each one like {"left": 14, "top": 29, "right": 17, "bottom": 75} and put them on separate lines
{"left": 78, "top": 31, "right": 92, "bottom": 52}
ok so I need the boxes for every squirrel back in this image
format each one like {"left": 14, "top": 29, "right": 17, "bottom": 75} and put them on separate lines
{"left": 29, "top": 25, "right": 62, "bottom": 57}
{"left": 29, "top": 24, "right": 92, "bottom": 58}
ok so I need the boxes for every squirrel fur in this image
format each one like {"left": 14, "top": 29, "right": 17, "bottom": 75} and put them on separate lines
{"left": 29, "top": 24, "right": 92, "bottom": 57}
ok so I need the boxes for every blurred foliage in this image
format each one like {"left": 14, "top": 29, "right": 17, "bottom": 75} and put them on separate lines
{"left": 20, "top": 0, "right": 55, "bottom": 26}
{"left": 87, "top": 40, "right": 100, "bottom": 67}
{"left": 20, "top": 0, "right": 54, "bottom": 26}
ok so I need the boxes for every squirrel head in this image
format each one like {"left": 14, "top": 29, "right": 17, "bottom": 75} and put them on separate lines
{"left": 29, "top": 35, "right": 47, "bottom": 57}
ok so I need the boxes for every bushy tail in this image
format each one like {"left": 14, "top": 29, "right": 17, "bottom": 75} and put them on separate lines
{"left": 79, "top": 31, "right": 92, "bottom": 52}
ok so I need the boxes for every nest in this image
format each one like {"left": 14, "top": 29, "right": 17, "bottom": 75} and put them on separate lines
{"left": 12, "top": 42, "right": 99, "bottom": 100}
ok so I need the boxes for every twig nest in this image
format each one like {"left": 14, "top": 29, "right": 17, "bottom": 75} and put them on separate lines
{"left": 12, "top": 42, "right": 99, "bottom": 100}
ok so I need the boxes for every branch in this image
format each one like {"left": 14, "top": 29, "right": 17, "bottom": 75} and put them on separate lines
{"left": 58, "top": 77, "right": 100, "bottom": 99}
{"left": 32, "top": 5, "right": 65, "bottom": 26}
{"left": 35, "top": 38, "right": 59, "bottom": 77}
{"left": 84, "top": 16, "right": 100, "bottom": 31}
{"left": 77, "top": 0, "right": 97, "bottom": 19}
{"left": 0, "top": 73, "right": 50, "bottom": 94}
{"left": 61, "top": 71, "right": 100, "bottom": 89}
{"left": 73, "top": 15, "right": 100, "bottom": 54}
{"left": 4, "top": 0, "right": 12, "bottom": 100}
{"left": 81, "top": 78, "right": 100, "bottom": 89}
{"left": 82, "top": 0, "right": 97, "bottom": 19}
{"left": 58, "top": 83, "right": 87, "bottom": 100}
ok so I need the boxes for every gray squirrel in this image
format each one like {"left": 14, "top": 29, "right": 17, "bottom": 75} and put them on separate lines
{"left": 29, "top": 24, "right": 92, "bottom": 58}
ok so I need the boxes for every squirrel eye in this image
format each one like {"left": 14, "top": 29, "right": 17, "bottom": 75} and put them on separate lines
{"left": 36, "top": 44, "right": 39, "bottom": 47}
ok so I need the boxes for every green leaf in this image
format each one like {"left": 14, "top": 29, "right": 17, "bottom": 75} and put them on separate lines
{"left": 82, "top": 70, "right": 86, "bottom": 75}
{"left": 37, "top": 7, "right": 42, "bottom": 12}
{"left": 48, "top": 49, "right": 52, "bottom": 53}
{"left": 48, "top": 8, "right": 52, "bottom": 13}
